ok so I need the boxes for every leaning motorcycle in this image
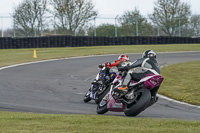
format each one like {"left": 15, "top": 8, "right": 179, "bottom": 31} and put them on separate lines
{"left": 83, "top": 66, "right": 117, "bottom": 104}
{"left": 96, "top": 68, "right": 164, "bottom": 116}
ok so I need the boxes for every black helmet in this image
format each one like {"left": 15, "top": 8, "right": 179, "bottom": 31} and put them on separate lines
{"left": 142, "top": 50, "right": 156, "bottom": 58}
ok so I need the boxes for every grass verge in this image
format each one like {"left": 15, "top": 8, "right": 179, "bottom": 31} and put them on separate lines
{"left": 0, "top": 112, "right": 200, "bottom": 133}
{"left": 0, "top": 44, "right": 200, "bottom": 132}
{"left": 159, "top": 60, "right": 200, "bottom": 106}
{"left": 0, "top": 44, "right": 200, "bottom": 67}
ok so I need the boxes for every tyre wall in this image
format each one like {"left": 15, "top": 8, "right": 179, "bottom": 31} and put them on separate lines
{"left": 0, "top": 36, "right": 199, "bottom": 49}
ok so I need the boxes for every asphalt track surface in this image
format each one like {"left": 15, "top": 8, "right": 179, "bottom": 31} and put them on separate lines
{"left": 0, "top": 51, "right": 200, "bottom": 120}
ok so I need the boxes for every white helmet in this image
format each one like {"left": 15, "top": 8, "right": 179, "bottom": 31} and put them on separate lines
{"left": 118, "top": 54, "right": 129, "bottom": 61}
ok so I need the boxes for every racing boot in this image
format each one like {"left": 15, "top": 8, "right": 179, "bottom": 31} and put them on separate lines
{"left": 116, "top": 85, "right": 129, "bottom": 94}
{"left": 118, "top": 85, "right": 128, "bottom": 91}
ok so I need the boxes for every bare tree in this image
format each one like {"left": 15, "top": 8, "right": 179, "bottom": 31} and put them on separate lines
{"left": 12, "top": 0, "right": 48, "bottom": 37}
{"left": 50, "top": 0, "right": 97, "bottom": 35}
{"left": 149, "top": 0, "right": 191, "bottom": 36}
{"left": 118, "top": 8, "right": 154, "bottom": 36}
{"left": 189, "top": 15, "right": 200, "bottom": 36}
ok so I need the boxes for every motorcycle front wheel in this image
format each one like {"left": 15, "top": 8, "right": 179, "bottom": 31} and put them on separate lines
{"left": 96, "top": 99, "right": 108, "bottom": 114}
{"left": 95, "top": 86, "right": 110, "bottom": 104}
{"left": 124, "top": 88, "right": 151, "bottom": 117}
{"left": 83, "top": 90, "right": 91, "bottom": 103}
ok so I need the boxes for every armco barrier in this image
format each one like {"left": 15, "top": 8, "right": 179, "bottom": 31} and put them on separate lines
{"left": 0, "top": 36, "right": 199, "bottom": 49}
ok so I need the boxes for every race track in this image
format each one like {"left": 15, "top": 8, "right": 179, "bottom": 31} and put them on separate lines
{"left": 0, "top": 51, "right": 200, "bottom": 120}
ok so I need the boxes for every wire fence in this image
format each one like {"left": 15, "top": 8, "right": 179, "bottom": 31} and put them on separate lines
{"left": 1, "top": 15, "right": 200, "bottom": 38}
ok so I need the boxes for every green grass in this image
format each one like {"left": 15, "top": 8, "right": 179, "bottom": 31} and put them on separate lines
{"left": 0, "top": 112, "right": 200, "bottom": 133}
{"left": 0, "top": 44, "right": 200, "bottom": 67}
{"left": 0, "top": 44, "right": 200, "bottom": 132}
{"left": 159, "top": 61, "right": 200, "bottom": 106}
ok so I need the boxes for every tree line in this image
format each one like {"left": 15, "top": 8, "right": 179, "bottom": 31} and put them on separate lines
{"left": 7, "top": 0, "right": 200, "bottom": 37}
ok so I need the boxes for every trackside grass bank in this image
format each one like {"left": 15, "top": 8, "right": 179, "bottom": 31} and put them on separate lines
{"left": 0, "top": 112, "right": 200, "bottom": 133}
{"left": 0, "top": 44, "right": 200, "bottom": 132}
{"left": 0, "top": 44, "right": 200, "bottom": 67}
{"left": 159, "top": 60, "right": 200, "bottom": 106}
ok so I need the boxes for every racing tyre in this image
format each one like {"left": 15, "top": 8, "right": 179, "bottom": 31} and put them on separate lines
{"left": 95, "top": 86, "right": 110, "bottom": 104}
{"left": 83, "top": 90, "right": 91, "bottom": 103}
{"left": 124, "top": 88, "right": 151, "bottom": 116}
{"left": 96, "top": 99, "right": 108, "bottom": 114}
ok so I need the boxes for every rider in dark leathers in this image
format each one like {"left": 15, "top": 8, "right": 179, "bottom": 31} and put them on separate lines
{"left": 118, "top": 50, "right": 160, "bottom": 106}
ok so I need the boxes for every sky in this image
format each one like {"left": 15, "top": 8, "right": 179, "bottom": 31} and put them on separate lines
{"left": 0, "top": 0, "right": 200, "bottom": 28}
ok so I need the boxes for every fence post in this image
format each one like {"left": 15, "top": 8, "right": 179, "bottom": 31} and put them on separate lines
{"left": 94, "top": 17, "right": 96, "bottom": 37}
{"left": 115, "top": 15, "right": 119, "bottom": 37}
{"left": 1, "top": 17, "right": 4, "bottom": 37}
{"left": 136, "top": 17, "right": 138, "bottom": 36}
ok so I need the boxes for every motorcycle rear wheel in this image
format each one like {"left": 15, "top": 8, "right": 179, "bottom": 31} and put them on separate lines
{"left": 96, "top": 99, "right": 108, "bottom": 114}
{"left": 124, "top": 88, "right": 151, "bottom": 117}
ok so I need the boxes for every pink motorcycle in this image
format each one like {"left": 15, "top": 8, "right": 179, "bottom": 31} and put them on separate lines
{"left": 96, "top": 70, "right": 164, "bottom": 116}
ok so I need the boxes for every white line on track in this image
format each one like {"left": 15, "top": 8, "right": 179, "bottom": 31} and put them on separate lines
{"left": 0, "top": 51, "right": 200, "bottom": 109}
{"left": 71, "top": 75, "right": 78, "bottom": 80}
{"left": 158, "top": 94, "right": 200, "bottom": 109}
{"left": 84, "top": 75, "right": 96, "bottom": 81}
